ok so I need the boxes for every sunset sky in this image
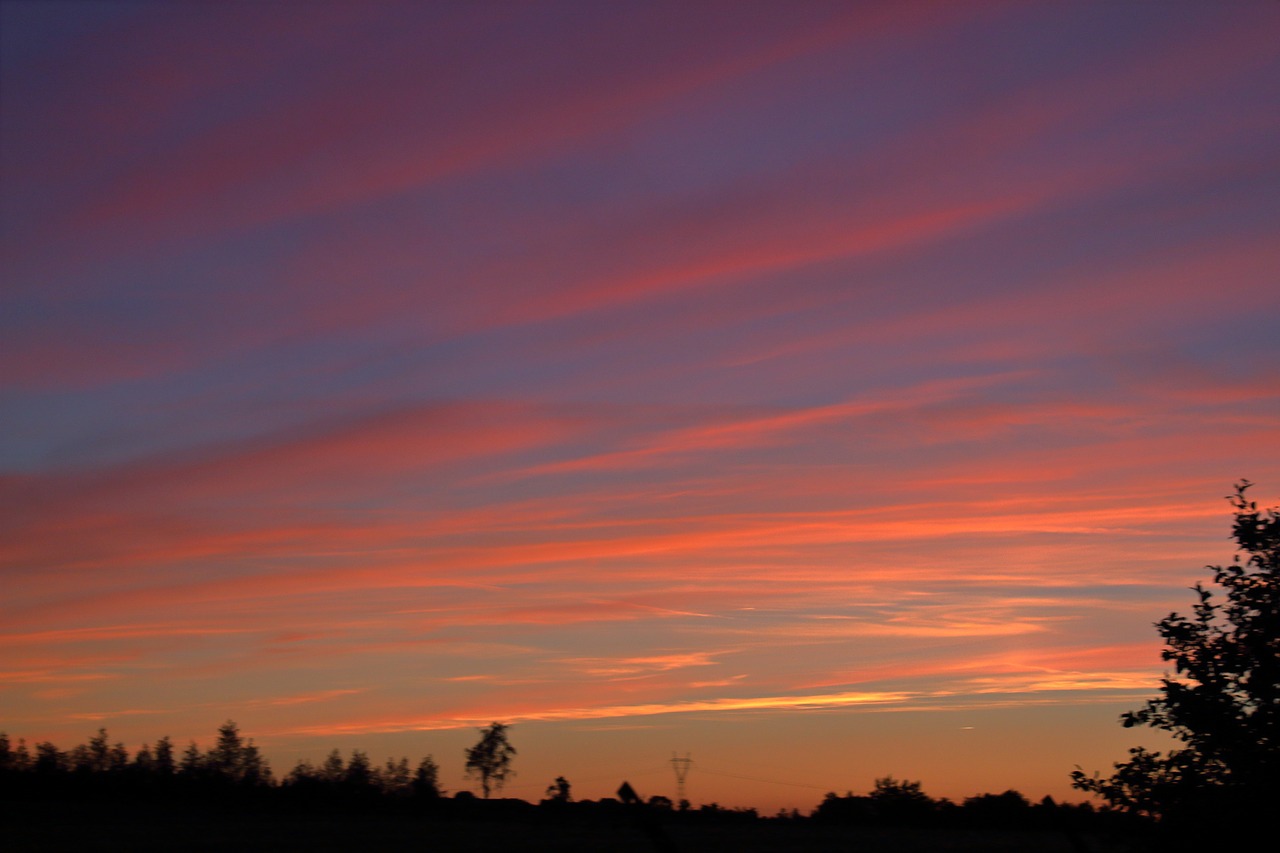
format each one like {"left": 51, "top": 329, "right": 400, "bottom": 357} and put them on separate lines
{"left": 2, "top": 0, "right": 1278, "bottom": 812}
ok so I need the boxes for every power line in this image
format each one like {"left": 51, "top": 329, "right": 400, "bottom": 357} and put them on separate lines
{"left": 501, "top": 765, "right": 669, "bottom": 791}
{"left": 696, "top": 765, "right": 828, "bottom": 791}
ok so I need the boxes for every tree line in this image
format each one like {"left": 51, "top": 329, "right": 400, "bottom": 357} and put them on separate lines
{"left": 1, "top": 719, "right": 1134, "bottom": 835}
{"left": 0, "top": 719, "right": 446, "bottom": 809}
{"left": 809, "top": 777, "right": 1133, "bottom": 835}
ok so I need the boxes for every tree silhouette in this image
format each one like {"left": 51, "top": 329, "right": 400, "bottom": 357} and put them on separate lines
{"left": 34, "top": 742, "right": 64, "bottom": 775}
{"left": 1072, "top": 481, "right": 1278, "bottom": 840}
{"left": 204, "top": 720, "right": 270, "bottom": 785}
{"left": 209, "top": 720, "right": 243, "bottom": 780}
{"left": 344, "top": 750, "right": 376, "bottom": 793}
{"left": 180, "top": 740, "right": 203, "bottom": 776}
{"left": 543, "top": 775, "right": 572, "bottom": 803}
{"left": 414, "top": 754, "right": 442, "bottom": 798}
{"left": 134, "top": 743, "right": 155, "bottom": 774}
{"left": 464, "top": 722, "right": 516, "bottom": 799}
{"left": 382, "top": 756, "right": 412, "bottom": 796}
{"left": 153, "top": 736, "right": 175, "bottom": 775}
{"left": 68, "top": 728, "right": 125, "bottom": 775}
{"left": 321, "top": 748, "right": 345, "bottom": 783}
{"left": 868, "top": 776, "right": 934, "bottom": 822}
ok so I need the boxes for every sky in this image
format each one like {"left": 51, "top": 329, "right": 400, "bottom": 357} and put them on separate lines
{"left": 2, "top": 0, "right": 1278, "bottom": 813}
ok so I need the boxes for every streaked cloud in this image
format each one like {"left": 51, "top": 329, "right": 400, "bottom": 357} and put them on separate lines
{"left": 2, "top": 0, "right": 1277, "bottom": 811}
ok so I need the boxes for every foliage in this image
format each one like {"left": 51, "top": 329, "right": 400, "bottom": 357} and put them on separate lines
{"left": 414, "top": 754, "right": 442, "bottom": 798}
{"left": 382, "top": 756, "right": 412, "bottom": 796}
{"left": 869, "top": 775, "right": 934, "bottom": 822}
{"left": 1072, "top": 481, "right": 1279, "bottom": 834}
{"left": 647, "top": 794, "right": 674, "bottom": 809}
{"left": 464, "top": 722, "right": 517, "bottom": 799}
{"left": 154, "top": 736, "right": 176, "bottom": 775}
{"left": 543, "top": 775, "right": 572, "bottom": 803}
{"left": 870, "top": 775, "right": 929, "bottom": 804}
{"left": 207, "top": 720, "right": 271, "bottom": 785}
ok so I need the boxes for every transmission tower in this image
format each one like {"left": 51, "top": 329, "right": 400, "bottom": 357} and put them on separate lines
{"left": 670, "top": 752, "right": 692, "bottom": 803}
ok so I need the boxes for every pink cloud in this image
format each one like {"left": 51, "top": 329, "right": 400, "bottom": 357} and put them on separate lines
{"left": 38, "top": 4, "right": 943, "bottom": 265}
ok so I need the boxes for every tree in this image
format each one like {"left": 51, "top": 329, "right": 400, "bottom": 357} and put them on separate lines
{"left": 209, "top": 720, "right": 244, "bottom": 775}
{"left": 543, "top": 775, "right": 572, "bottom": 803}
{"left": 73, "top": 728, "right": 111, "bottom": 774}
{"left": 962, "top": 790, "right": 1031, "bottom": 827}
{"left": 868, "top": 776, "right": 934, "bottom": 823}
{"left": 413, "top": 754, "right": 442, "bottom": 798}
{"left": 205, "top": 720, "right": 269, "bottom": 785}
{"left": 134, "top": 743, "right": 155, "bottom": 774}
{"left": 344, "top": 750, "right": 373, "bottom": 789}
{"left": 153, "top": 736, "right": 176, "bottom": 775}
{"left": 239, "top": 740, "right": 271, "bottom": 786}
{"left": 464, "top": 722, "right": 516, "bottom": 798}
{"left": 180, "top": 740, "right": 204, "bottom": 776}
{"left": 382, "top": 756, "right": 412, "bottom": 796}
{"left": 108, "top": 740, "right": 130, "bottom": 773}
{"left": 34, "top": 742, "right": 65, "bottom": 775}
{"left": 320, "top": 748, "right": 345, "bottom": 783}
{"left": 1072, "top": 481, "right": 1279, "bottom": 837}
{"left": 285, "top": 758, "right": 316, "bottom": 786}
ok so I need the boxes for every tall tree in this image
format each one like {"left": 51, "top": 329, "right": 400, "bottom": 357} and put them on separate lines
{"left": 153, "top": 736, "right": 176, "bottom": 776}
{"left": 285, "top": 758, "right": 317, "bottom": 787}
{"left": 382, "top": 756, "right": 412, "bottom": 796}
{"left": 321, "top": 748, "right": 345, "bottom": 784}
{"left": 239, "top": 739, "right": 271, "bottom": 786}
{"left": 180, "top": 740, "right": 204, "bottom": 776}
{"left": 34, "top": 742, "right": 64, "bottom": 775}
{"left": 87, "top": 728, "right": 110, "bottom": 773}
{"left": 1072, "top": 481, "right": 1279, "bottom": 839}
{"left": 414, "top": 754, "right": 441, "bottom": 798}
{"left": 344, "top": 750, "right": 373, "bottom": 789}
{"left": 108, "top": 740, "right": 129, "bottom": 773}
{"left": 465, "top": 722, "right": 516, "bottom": 799}
{"left": 134, "top": 743, "right": 155, "bottom": 774}
{"left": 209, "top": 720, "right": 244, "bottom": 780}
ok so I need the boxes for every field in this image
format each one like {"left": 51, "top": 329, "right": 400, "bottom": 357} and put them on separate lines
{"left": 5, "top": 801, "right": 1135, "bottom": 852}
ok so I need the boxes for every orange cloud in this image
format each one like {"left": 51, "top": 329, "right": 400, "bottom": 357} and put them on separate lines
{"left": 261, "top": 689, "right": 365, "bottom": 707}
{"left": 556, "top": 651, "right": 725, "bottom": 678}
{"left": 275, "top": 689, "right": 916, "bottom": 737}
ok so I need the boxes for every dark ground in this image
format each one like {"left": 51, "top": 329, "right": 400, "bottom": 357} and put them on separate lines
{"left": 5, "top": 800, "right": 1136, "bottom": 852}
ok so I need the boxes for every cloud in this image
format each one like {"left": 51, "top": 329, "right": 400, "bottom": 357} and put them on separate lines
{"left": 260, "top": 689, "right": 365, "bottom": 707}
{"left": 275, "top": 688, "right": 916, "bottom": 736}
{"left": 11, "top": 3, "right": 938, "bottom": 269}
{"left": 556, "top": 651, "right": 725, "bottom": 677}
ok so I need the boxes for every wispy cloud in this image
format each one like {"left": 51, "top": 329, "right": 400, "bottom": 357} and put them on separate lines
{"left": 556, "top": 651, "right": 726, "bottom": 678}
{"left": 3, "top": 0, "right": 1277, "bottom": 809}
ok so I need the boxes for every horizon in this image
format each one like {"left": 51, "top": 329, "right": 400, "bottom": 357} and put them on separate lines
{"left": 3, "top": 0, "right": 1278, "bottom": 818}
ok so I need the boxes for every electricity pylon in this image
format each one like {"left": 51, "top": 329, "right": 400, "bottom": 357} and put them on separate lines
{"left": 670, "top": 752, "right": 692, "bottom": 803}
